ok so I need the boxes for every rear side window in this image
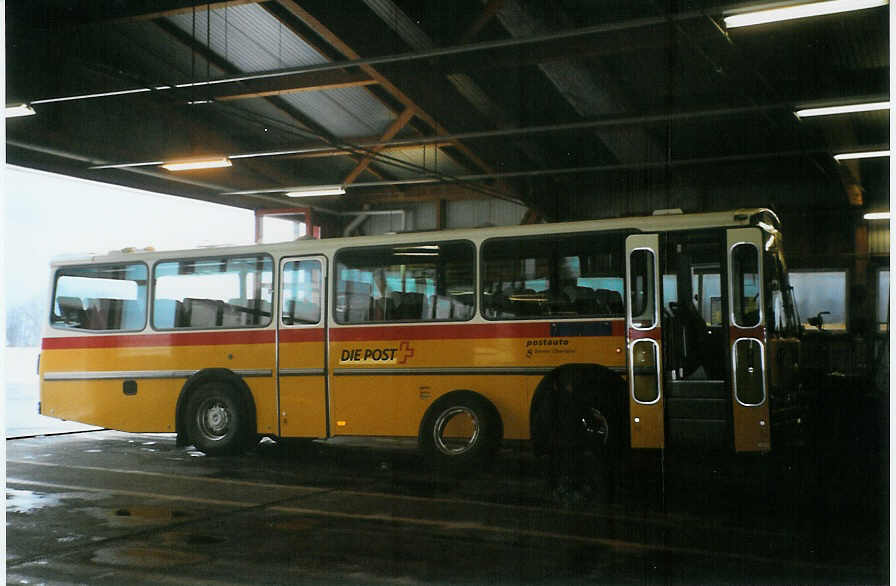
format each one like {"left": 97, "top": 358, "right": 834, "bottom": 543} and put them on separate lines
{"left": 481, "top": 232, "right": 625, "bottom": 320}
{"left": 153, "top": 255, "right": 273, "bottom": 329}
{"left": 52, "top": 263, "right": 148, "bottom": 331}
{"left": 334, "top": 241, "right": 475, "bottom": 323}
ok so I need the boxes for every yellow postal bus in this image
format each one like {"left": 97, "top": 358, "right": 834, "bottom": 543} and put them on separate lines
{"left": 39, "top": 208, "right": 801, "bottom": 469}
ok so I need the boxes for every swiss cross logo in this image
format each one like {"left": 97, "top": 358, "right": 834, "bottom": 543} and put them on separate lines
{"left": 397, "top": 340, "right": 415, "bottom": 364}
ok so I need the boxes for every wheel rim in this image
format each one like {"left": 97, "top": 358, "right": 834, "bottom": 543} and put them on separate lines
{"left": 587, "top": 407, "right": 609, "bottom": 446}
{"left": 433, "top": 406, "right": 480, "bottom": 456}
{"left": 196, "top": 398, "right": 232, "bottom": 441}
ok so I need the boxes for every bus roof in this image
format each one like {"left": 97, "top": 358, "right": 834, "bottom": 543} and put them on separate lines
{"left": 50, "top": 208, "right": 779, "bottom": 266}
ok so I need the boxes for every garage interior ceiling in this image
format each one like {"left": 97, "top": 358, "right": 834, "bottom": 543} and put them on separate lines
{"left": 5, "top": 0, "right": 890, "bottom": 224}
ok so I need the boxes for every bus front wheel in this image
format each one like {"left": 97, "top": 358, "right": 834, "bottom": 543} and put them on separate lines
{"left": 186, "top": 383, "right": 248, "bottom": 456}
{"left": 419, "top": 391, "right": 501, "bottom": 473}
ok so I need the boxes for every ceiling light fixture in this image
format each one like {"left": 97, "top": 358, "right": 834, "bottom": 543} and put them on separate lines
{"left": 833, "top": 150, "right": 890, "bottom": 162}
{"left": 161, "top": 158, "right": 232, "bottom": 171}
{"left": 724, "top": 0, "right": 888, "bottom": 28}
{"left": 285, "top": 185, "right": 346, "bottom": 197}
{"left": 5, "top": 103, "right": 36, "bottom": 117}
{"left": 795, "top": 101, "right": 890, "bottom": 118}
{"left": 863, "top": 212, "right": 890, "bottom": 220}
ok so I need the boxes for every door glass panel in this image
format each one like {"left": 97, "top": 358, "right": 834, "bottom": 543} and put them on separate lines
{"left": 631, "top": 339, "right": 660, "bottom": 403}
{"left": 877, "top": 269, "right": 890, "bottom": 332}
{"left": 282, "top": 260, "right": 322, "bottom": 325}
{"left": 629, "top": 249, "right": 656, "bottom": 329}
{"left": 734, "top": 338, "right": 765, "bottom": 405}
{"left": 731, "top": 243, "right": 760, "bottom": 328}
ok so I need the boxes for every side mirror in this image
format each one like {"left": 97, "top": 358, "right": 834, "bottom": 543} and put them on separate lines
{"left": 807, "top": 311, "right": 831, "bottom": 331}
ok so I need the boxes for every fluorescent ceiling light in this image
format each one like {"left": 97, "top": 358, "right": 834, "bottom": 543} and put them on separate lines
{"left": 286, "top": 185, "right": 346, "bottom": 197}
{"left": 795, "top": 101, "right": 890, "bottom": 118}
{"left": 6, "top": 104, "right": 36, "bottom": 117}
{"left": 833, "top": 150, "right": 890, "bottom": 162}
{"left": 161, "top": 158, "right": 232, "bottom": 171}
{"left": 724, "top": 0, "right": 888, "bottom": 28}
{"left": 863, "top": 212, "right": 890, "bottom": 220}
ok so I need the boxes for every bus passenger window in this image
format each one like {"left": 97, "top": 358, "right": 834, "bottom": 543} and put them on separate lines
{"left": 335, "top": 241, "right": 474, "bottom": 324}
{"left": 731, "top": 243, "right": 760, "bottom": 328}
{"left": 629, "top": 249, "right": 656, "bottom": 329}
{"left": 153, "top": 255, "right": 273, "bottom": 330}
{"left": 51, "top": 263, "right": 147, "bottom": 332}
{"left": 481, "top": 233, "right": 625, "bottom": 320}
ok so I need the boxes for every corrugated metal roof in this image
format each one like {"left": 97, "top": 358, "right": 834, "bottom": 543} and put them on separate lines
{"left": 166, "top": 3, "right": 395, "bottom": 138}
{"left": 282, "top": 88, "right": 394, "bottom": 138}
{"left": 374, "top": 146, "right": 468, "bottom": 180}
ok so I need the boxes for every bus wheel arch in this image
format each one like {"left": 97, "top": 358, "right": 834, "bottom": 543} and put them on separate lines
{"left": 175, "top": 369, "right": 257, "bottom": 455}
{"left": 418, "top": 390, "right": 502, "bottom": 472}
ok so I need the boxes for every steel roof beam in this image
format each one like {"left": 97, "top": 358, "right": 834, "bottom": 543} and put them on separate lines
{"left": 212, "top": 70, "right": 378, "bottom": 101}
{"left": 493, "top": 0, "right": 663, "bottom": 164}
{"left": 25, "top": 3, "right": 788, "bottom": 108}
{"left": 88, "top": 98, "right": 888, "bottom": 169}
{"left": 363, "top": 0, "right": 554, "bottom": 174}
{"left": 221, "top": 145, "right": 888, "bottom": 196}
{"left": 342, "top": 107, "right": 416, "bottom": 186}
{"left": 274, "top": 0, "right": 517, "bottom": 203}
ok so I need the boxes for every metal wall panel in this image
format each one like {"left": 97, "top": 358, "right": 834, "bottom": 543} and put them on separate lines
{"left": 446, "top": 200, "right": 526, "bottom": 228}
{"left": 869, "top": 222, "right": 890, "bottom": 255}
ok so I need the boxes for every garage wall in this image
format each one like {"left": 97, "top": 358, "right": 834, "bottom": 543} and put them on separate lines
{"left": 360, "top": 199, "right": 528, "bottom": 235}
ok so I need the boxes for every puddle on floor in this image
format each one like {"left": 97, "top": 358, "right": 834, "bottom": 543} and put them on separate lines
{"left": 6, "top": 489, "right": 64, "bottom": 514}
{"left": 56, "top": 535, "right": 82, "bottom": 543}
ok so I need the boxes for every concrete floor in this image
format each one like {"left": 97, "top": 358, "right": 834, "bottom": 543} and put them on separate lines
{"left": 7, "top": 430, "right": 887, "bottom": 585}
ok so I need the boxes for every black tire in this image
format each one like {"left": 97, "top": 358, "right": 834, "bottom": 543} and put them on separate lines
{"left": 530, "top": 365, "right": 627, "bottom": 500}
{"left": 185, "top": 382, "right": 249, "bottom": 456}
{"left": 419, "top": 391, "right": 501, "bottom": 472}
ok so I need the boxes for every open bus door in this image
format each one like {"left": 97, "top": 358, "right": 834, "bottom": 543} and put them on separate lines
{"left": 726, "top": 228, "right": 771, "bottom": 452}
{"left": 626, "top": 234, "right": 664, "bottom": 449}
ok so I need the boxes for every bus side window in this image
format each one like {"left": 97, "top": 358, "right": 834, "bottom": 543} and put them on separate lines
{"left": 51, "top": 264, "right": 147, "bottom": 332}
{"left": 152, "top": 255, "right": 273, "bottom": 330}
{"left": 481, "top": 233, "right": 625, "bottom": 321}
{"left": 335, "top": 241, "right": 474, "bottom": 324}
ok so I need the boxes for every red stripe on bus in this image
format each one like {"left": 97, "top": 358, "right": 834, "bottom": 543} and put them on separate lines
{"left": 42, "top": 320, "right": 623, "bottom": 349}
{"left": 330, "top": 322, "right": 552, "bottom": 342}
{"left": 41, "top": 329, "right": 275, "bottom": 350}
{"left": 279, "top": 328, "right": 326, "bottom": 343}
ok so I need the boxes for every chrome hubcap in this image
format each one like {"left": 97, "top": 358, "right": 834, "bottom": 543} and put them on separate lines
{"left": 587, "top": 407, "right": 609, "bottom": 446}
{"left": 197, "top": 399, "right": 231, "bottom": 440}
{"left": 433, "top": 406, "right": 480, "bottom": 456}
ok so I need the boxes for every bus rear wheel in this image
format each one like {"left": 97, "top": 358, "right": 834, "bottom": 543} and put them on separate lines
{"left": 186, "top": 383, "right": 248, "bottom": 456}
{"left": 419, "top": 392, "right": 500, "bottom": 473}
